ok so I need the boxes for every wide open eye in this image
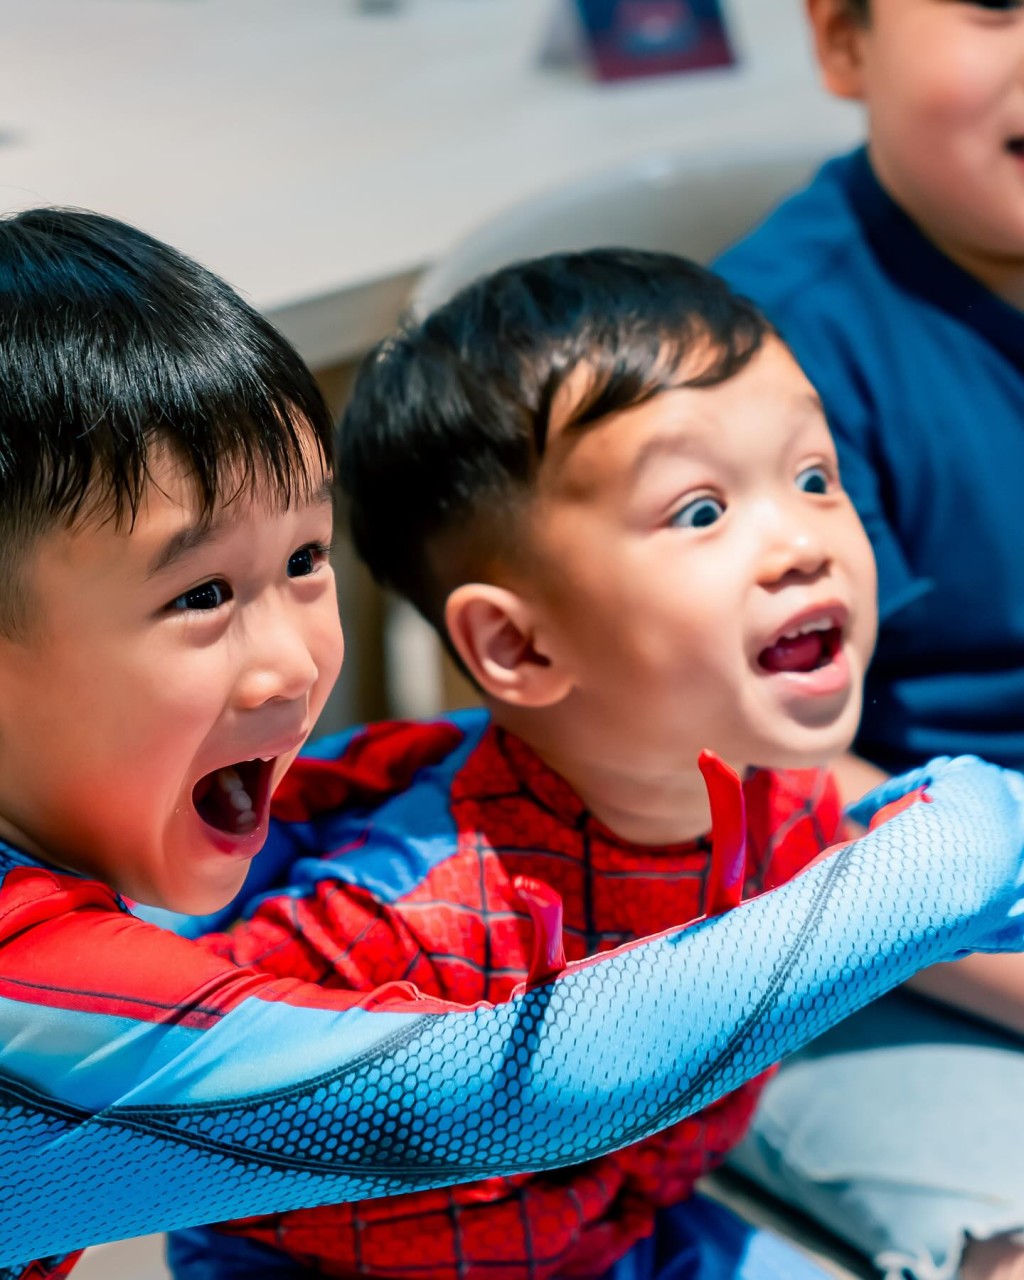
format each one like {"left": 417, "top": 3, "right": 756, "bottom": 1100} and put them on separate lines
{"left": 671, "top": 495, "right": 725, "bottom": 529}
{"left": 169, "top": 580, "right": 232, "bottom": 612}
{"left": 796, "top": 465, "right": 829, "bottom": 496}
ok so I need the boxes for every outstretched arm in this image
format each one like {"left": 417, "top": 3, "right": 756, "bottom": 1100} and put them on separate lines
{"left": 834, "top": 750, "right": 1024, "bottom": 1038}
{"left": 0, "top": 756, "right": 1021, "bottom": 1266}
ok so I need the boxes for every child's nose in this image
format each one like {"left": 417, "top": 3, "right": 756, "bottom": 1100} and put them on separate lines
{"left": 756, "top": 510, "right": 831, "bottom": 585}
{"left": 234, "top": 613, "right": 321, "bottom": 710}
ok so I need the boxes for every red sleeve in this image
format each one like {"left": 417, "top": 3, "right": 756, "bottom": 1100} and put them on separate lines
{"left": 0, "top": 863, "right": 428, "bottom": 1030}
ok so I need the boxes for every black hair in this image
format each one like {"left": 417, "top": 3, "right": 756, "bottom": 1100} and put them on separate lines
{"left": 0, "top": 207, "right": 333, "bottom": 635}
{"left": 339, "top": 247, "right": 770, "bottom": 644}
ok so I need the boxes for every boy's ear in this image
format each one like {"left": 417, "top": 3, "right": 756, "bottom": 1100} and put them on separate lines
{"left": 806, "top": 0, "right": 869, "bottom": 102}
{"left": 445, "top": 583, "right": 573, "bottom": 709}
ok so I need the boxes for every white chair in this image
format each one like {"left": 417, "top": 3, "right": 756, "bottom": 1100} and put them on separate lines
{"left": 409, "top": 142, "right": 827, "bottom": 316}
{"left": 389, "top": 142, "right": 830, "bottom": 720}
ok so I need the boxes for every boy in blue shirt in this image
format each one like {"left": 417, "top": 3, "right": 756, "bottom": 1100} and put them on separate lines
{"left": 716, "top": 3, "right": 1024, "bottom": 1277}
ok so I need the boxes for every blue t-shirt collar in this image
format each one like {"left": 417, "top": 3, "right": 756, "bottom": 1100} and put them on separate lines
{"left": 842, "top": 146, "right": 1024, "bottom": 366}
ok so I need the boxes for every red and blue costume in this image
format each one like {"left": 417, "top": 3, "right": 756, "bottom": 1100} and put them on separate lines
{"left": 2, "top": 715, "right": 1024, "bottom": 1279}
{"left": 170, "top": 711, "right": 840, "bottom": 1279}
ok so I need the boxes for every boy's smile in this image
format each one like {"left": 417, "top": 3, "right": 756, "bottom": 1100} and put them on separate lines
{"left": 0, "top": 443, "right": 343, "bottom": 913}
{"left": 514, "top": 338, "right": 877, "bottom": 788}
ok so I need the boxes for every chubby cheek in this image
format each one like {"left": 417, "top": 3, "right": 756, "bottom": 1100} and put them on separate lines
{"left": 867, "top": 40, "right": 996, "bottom": 151}
{"left": 850, "top": 538, "right": 878, "bottom": 672}
{"left": 271, "top": 745, "right": 305, "bottom": 797}
{"left": 853, "top": 602, "right": 878, "bottom": 679}
{"left": 312, "top": 611, "right": 345, "bottom": 712}
{"left": 913, "top": 55, "right": 1001, "bottom": 127}
{"left": 582, "top": 582, "right": 703, "bottom": 677}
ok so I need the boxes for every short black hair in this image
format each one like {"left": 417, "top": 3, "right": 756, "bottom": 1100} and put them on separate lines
{"left": 339, "top": 248, "right": 770, "bottom": 643}
{"left": 0, "top": 207, "right": 333, "bottom": 635}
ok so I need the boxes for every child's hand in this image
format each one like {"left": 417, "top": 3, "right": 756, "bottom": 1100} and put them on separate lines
{"left": 844, "top": 755, "right": 955, "bottom": 827}
{"left": 849, "top": 755, "right": 1024, "bottom": 955}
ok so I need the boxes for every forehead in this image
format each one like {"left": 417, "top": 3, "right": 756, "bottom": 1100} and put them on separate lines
{"left": 538, "top": 339, "right": 820, "bottom": 499}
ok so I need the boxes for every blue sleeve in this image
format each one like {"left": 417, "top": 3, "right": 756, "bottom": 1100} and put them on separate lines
{"left": 1, "top": 756, "right": 1022, "bottom": 1267}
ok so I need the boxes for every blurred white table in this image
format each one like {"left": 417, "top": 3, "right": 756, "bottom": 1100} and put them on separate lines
{"left": 0, "top": 0, "right": 861, "bottom": 367}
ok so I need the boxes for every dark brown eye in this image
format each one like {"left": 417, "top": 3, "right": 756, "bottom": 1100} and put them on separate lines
{"left": 287, "top": 543, "right": 329, "bottom": 578}
{"left": 170, "top": 580, "right": 231, "bottom": 611}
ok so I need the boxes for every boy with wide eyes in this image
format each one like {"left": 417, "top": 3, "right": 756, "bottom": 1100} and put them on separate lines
{"left": 7, "top": 215, "right": 1021, "bottom": 1280}
{"left": 169, "top": 247, "right": 983, "bottom": 1280}
{"left": 716, "top": 2, "right": 1024, "bottom": 1275}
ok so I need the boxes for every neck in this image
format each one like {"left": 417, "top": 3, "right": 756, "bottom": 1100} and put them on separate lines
{"left": 0, "top": 811, "right": 47, "bottom": 861}
{"left": 933, "top": 240, "right": 1024, "bottom": 311}
{"left": 492, "top": 705, "right": 715, "bottom": 846}
{"left": 869, "top": 146, "right": 1024, "bottom": 310}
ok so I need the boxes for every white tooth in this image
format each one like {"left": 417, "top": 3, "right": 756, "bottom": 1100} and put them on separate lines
{"left": 218, "top": 769, "right": 245, "bottom": 793}
{"left": 790, "top": 619, "right": 832, "bottom": 639}
{"left": 229, "top": 789, "right": 254, "bottom": 812}
{"left": 234, "top": 810, "right": 257, "bottom": 832}
{"left": 260, "top": 755, "right": 274, "bottom": 763}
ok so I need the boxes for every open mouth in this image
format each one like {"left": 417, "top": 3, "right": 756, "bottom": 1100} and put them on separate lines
{"left": 192, "top": 759, "right": 275, "bottom": 836}
{"left": 758, "top": 620, "right": 842, "bottom": 675}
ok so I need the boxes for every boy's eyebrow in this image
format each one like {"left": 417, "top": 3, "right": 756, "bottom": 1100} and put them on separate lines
{"left": 146, "top": 479, "right": 334, "bottom": 578}
{"left": 147, "top": 518, "right": 221, "bottom": 579}
{"left": 629, "top": 431, "right": 698, "bottom": 481}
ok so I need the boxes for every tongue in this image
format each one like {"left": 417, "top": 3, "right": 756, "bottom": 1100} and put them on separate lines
{"left": 760, "top": 632, "right": 824, "bottom": 673}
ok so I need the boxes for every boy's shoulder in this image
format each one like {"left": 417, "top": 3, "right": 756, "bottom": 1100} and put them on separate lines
{"left": 0, "top": 843, "right": 123, "bottom": 937}
{"left": 264, "top": 709, "right": 497, "bottom": 908}
{"left": 715, "top": 147, "right": 882, "bottom": 328}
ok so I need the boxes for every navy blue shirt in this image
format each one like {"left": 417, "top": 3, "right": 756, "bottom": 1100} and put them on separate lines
{"left": 716, "top": 148, "right": 1024, "bottom": 773}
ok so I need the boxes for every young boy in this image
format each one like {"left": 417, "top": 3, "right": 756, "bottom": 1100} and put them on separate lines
{"left": 4, "top": 212, "right": 1017, "bottom": 1280}
{"left": 715, "top": 3, "right": 1024, "bottom": 1276}
{"left": 165, "top": 246, "right": 991, "bottom": 1280}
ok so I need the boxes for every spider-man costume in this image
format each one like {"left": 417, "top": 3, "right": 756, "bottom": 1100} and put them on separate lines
{"left": 174, "top": 711, "right": 842, "bottom": 1279}
{"left": 2, "top": 715, "right": 1024, "bottom": 1279}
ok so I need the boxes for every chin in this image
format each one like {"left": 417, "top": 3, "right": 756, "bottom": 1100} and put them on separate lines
{"left": 140, "top": 860, "right": 252, "bottom": 917}
{"left": 748, "top": 726, "right": 857, "bottom": 773}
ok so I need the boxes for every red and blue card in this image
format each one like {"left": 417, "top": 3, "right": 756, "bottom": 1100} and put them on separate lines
{"left": 573, "top": 0, "right": 735, "bottom": 81}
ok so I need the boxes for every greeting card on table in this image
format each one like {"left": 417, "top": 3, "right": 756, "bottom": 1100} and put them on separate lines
{"left": 551, "top": 0, "right": 736, "bottom": 83}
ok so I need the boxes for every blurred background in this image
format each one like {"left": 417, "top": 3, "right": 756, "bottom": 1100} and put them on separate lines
{"left": 0, "top": 0, "right": 863, "bottom": 735}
